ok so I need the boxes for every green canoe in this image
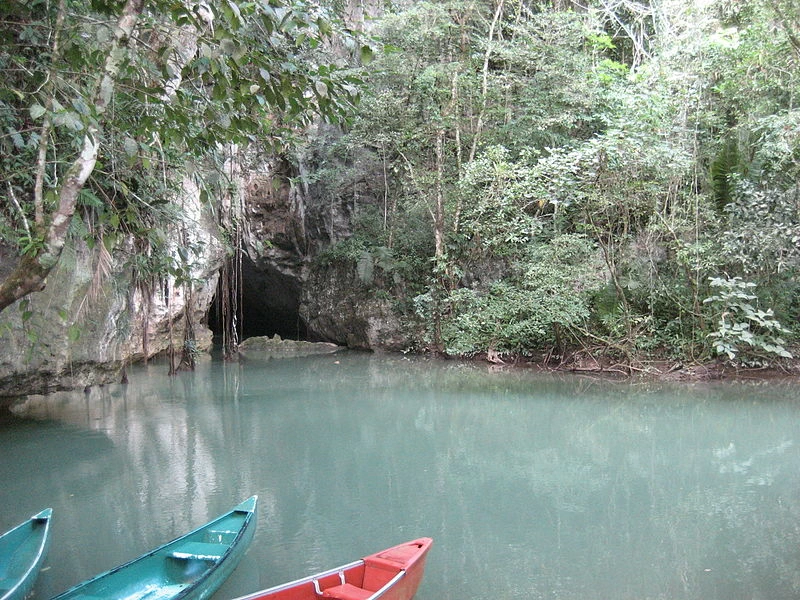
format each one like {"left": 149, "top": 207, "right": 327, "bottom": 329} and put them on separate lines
{"left": 51, "top": 496, "right": 258, "bottom": 600}
{"left": 0, "top": 508, "right": 53, "bottom": 600}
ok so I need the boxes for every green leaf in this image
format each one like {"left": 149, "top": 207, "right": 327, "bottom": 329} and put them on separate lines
{"left": 316, "top": 17, "right": 332, "bottom": 36}
{"left": 78, "top": 188, "right": 103, "bottom": 208}
{"left": 356, "top": 251, "right": 374, "bottom": 285}
{"left": 360, "top": 45, "right": 374, "bottom": 65}
{"left": 71, "top": 97, "right": 91, "bottom": 116}
{"left": 123, "top": 137, "right": 139, "bottom": 157}
{"left": 53, "top": 110, "right": 83, "bottom": 131}
{"left": 212, "top": 82, "right": 228, "bottom": 101}
{"left": 8, "top": 127, "right": 24, "bottom": 148}
{"left": 220, "top": 38, "right": 237, "bottom": 55}
{"left": 29, "top": 103, "right": 46, "bottom": 119}
{"left": 224, "top": 0, "right": 242, "bottom": 29}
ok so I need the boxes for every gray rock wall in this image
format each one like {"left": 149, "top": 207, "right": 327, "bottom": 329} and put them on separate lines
{"left": 0, "top": 177, "right": 224, "bottom": 397}
{"left": 234, "top": 146, "right": 412, "bottom": 351}
{"left": 0, "top": 136, "right": 413, "bottom": 397}
{"left": 300, "top": 261, "right": 410, "bottom": 351}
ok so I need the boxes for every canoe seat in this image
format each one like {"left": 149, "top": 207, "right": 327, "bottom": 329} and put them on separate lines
{"left": 119, "top": 584, "right": 187, "bottom": 600}
{"left": 321, "top": 583, "right": 373, "bottom": 600}
{"left": 204, "top": 529, "right": 238, "bottom": 544}
{"left": 169, "top": 541, "right": 228, "bottom": 562}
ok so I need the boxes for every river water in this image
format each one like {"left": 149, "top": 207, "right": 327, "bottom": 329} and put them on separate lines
{"left": 1, "top": 352, "right": 800, "bottom": 600}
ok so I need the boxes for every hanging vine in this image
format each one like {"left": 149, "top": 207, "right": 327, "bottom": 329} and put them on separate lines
{"left": 178, "top": 283, "right": 197, "bottom": 371}
{"left": 214, "top": 149, "right": 245, "bottom": 360}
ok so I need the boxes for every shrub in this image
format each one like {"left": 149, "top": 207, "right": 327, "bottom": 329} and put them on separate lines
{"left": 703, "top": 276, "right": 793, "bottom": 365}
{"left": 441, "top": 234, "right": 602, "bottom": 356}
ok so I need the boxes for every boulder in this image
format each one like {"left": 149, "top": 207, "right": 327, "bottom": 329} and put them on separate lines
{"left": 238, "top": 335, "right": 342, "bottom": 359}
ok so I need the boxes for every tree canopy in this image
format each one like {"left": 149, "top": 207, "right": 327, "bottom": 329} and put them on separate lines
{"left": 310, "top": 0, "right": 799, "bottom": 367}
{"left": 0, "top": 0, "right": 363, "bottom": 311}
{"left": 1, "top": 0, "right": 797, "bottom": 368}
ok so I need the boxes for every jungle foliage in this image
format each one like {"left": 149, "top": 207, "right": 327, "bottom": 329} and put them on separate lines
{"left": 308, "top": 0, "right": 799, "bottom": 367}
{"left": 1, "top": 0, "right": 798, "bottom": 368}
{"left": 0, "top": 0, "right": 364, "bottom": 312}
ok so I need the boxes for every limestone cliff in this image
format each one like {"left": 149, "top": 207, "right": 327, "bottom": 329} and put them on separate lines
{"left": 231, "top": 146, "right": 409, "bottom": 350}
{"left": 0, "top": 178, "right": 224, "bottom": 397}
{"left": 0, "top": 134, "right": 410, "bottom": 397}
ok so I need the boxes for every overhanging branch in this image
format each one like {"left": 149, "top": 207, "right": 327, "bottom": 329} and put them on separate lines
{"left": 0, "top": 0, "right": 145, "bottom": 314}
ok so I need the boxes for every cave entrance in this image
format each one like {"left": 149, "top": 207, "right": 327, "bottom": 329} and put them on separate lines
{"left": 206, "top": 256, "right": 309, "bottom": 343}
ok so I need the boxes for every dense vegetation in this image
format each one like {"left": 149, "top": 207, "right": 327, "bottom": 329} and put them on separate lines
{"left": 0, "top": 0, "right": 363, "bottom": 312}
{"left": 1, "top": 0, "right": 797, "bottom": 370}
{"left": 309, "top": 0, "right": 800, "bottom": 368}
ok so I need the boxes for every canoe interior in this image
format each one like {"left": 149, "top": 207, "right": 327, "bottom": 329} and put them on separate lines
{"left": 0, "top": 509, "right": 52, "bottom": 600}
{"left": 54, "top": 498, "right": 256, "bottom": 600}
{"left": 237, "top": 538, "right": 432, "bottom": 600}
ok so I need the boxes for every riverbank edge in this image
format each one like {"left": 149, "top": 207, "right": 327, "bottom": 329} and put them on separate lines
{"left": 1, "top": 345, "right": 797, "bottom": 405}
{"left": 456, "top": 351, "right": 800, "bottom": 383}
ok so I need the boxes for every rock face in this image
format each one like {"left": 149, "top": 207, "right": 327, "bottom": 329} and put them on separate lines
{"left": 235, "top": 148, "right": 409, "bottom": 351}
{"left": 300, "top": 262, "right": 410, "bottom": 351}
{"left": 0, "top": 178, "right": 224, "bottom": 397}
{"left": 235, "top": 159, "right": 313, "bottom": 340}
{"left": 0, "top": 135, "right": 412, "bottom": 396}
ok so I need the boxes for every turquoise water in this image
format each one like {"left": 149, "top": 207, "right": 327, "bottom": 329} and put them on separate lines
{"left": 1, "top": 352, "right": 800, "bottom": 599}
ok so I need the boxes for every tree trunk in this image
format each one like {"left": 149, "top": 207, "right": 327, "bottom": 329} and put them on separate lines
{"left": 434, "top": 127, "right": 446, "bottom": 263}
{"left": 0, "top": 0, "right": 145, "bottom": 314}
{"left": 469, "top": 0, "right": 504, "bottom": 163}
{"left": 34, "top": 0, "right": 67, "bottom": 227}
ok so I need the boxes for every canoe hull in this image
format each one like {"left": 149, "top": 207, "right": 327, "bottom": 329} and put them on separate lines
{"left": 51, "top": 496, "right": 257, "bottom": 600}
{"left": 0, "top": 508, "right": 53, "bottom": 600}
{"left": 232, "top": 537, "right": 432, "bottom": 600}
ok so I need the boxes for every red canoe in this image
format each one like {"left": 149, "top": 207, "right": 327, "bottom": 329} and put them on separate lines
{"left": 232, "top": 538, "right": 432, "bottom": 600}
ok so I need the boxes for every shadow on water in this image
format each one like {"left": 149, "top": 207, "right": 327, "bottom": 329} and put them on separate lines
{"left": 0, "top": 409, "right": 115, "bottom": 496}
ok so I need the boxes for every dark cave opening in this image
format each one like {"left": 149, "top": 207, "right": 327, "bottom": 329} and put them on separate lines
{"left": 206, "top": 257, "right": 309, "bottom": 342}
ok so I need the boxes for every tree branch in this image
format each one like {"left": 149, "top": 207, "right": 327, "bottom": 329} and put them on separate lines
{"left": 34, "top": 0, "right": 67, "bottom": 226}
{"left": 469, "top": 0, "right": 504, "bottom": 163}
{"left": 0, "top": 0, "right": 145, "bottom": 313}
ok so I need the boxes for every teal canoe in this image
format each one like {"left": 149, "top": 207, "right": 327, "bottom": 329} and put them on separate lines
{"left": 0, "top": 508, "right": 53, "bottom": 600}
{"left": 51, "top": 496, "right": 258, "bottom": 600}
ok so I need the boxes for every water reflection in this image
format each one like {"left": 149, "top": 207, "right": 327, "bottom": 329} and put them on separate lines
{"left": 1, "top": 353, "right": 800, "bottom": 600}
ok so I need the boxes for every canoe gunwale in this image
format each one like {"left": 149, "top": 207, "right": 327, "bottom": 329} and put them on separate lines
{"left": 0, "top": 508, "right": 53, "bottom": 600}
{"left": 171, "top": 500, "right": 256, "bottom": 600}
{"left": 50, "top": 496, "right": 257, "bottom": 600}
{"left": 366, "top": 570, "right": 406, "bottom": 600}
{"left": 235, "top": 560, "right": 364, "bottom": 599}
